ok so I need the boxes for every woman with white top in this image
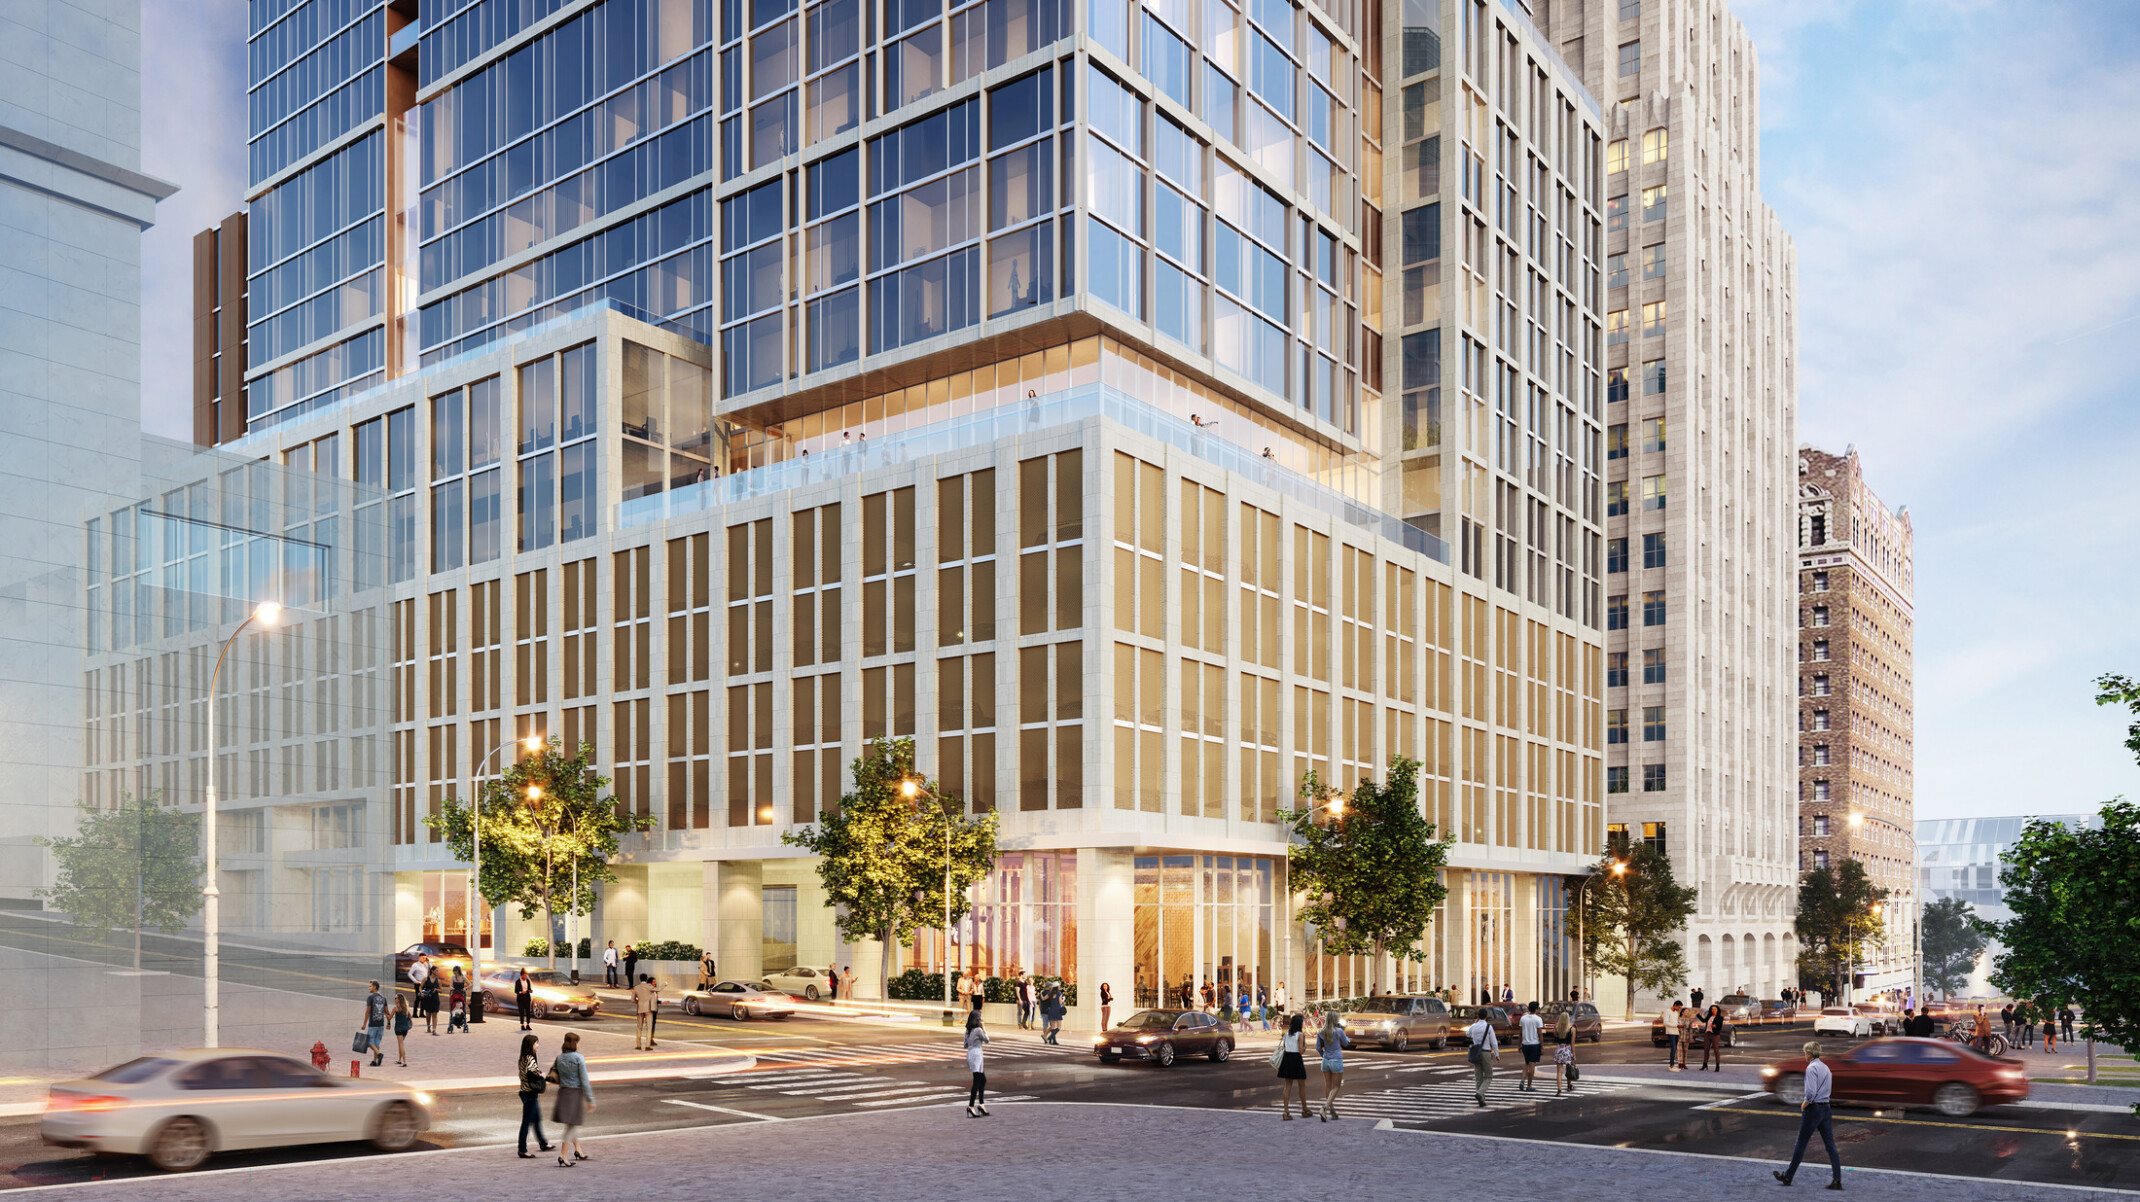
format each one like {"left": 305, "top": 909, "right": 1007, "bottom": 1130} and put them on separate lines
{"left": 964, "top": 1010, "right": 992, "bottom": 1117}
{"left": 549, "top": 1030, "right": 593, "bottom": 1166}
{"left": 1275, "top": 1013, "right": 1309, "bottom": 1119}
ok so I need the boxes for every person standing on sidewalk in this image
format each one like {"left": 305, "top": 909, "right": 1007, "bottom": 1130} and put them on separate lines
{"left": 1662, "top": 1000, "right": 1683, "bottom": 1070}
{"left": 1099, "top": 981, "right": 1113, "bottom": 1031}
{"left": 1015, "top": 974, "right": 1034, "bottom": 1029}
{"left": 2043, "top": 1006, "right": 2058, "bottom": 1053}
{"left": 1276, "top": 1014, "right": 1310, "bottom": 1119}
{"left": 956, "top": 968, "right": 975, "bottom": 1012}
{"left": 1773, "top": 1040, "right": 1842, "bottom": 1189}
{"left": 363, "top": 980, "right": 389, "bottom": 1067}
{"left": 1691, "top": 986, "right": 1705, "bottom": 1014}
{"left": 644, "top": 975, "right": 662, "bottom": 1048}
{"left": 2001, "top": 1003, "right": 2015, "bottom": 1042}
{"left": 622, "top": 944, "right": 639, "bottom": 990}
{"left": 516, "top": 1033, "right": 553, "bottom": 1158}
{"left": 2060, "top": 1004, "right": 2076, "bottom": 1044}
{"left": 1464, "top": 1009, "right": 1501, "bottom": 1107}
{"left": 602, "top": 941, "right": 618, "bottom": 988}
{"left": 549, "top": 1031, "right": 593, "bottom": 1166}
{"left": 391, "top": 995, "right": 413, "bottom": 1067}
{"left": 1552, "top": 1010, "right": 1578, "bottom": 1095}
{"left": 420, "top": 971, "right": 441, "bottom": 1036}
{"left": 1258, "top": 983, "right": 1272, "bottom": 1031}
{"left": 827, "top": 965, "right": 840, "bottom": 1006}
{"left": 1516, "top": 1001, "right": 1545, "bottom": 1091}
{"left": 632, "top": 973, "right": 653, "bottom": 1050}
{"left": 514, "top": 968, "right": 535, "bottom": 1030}
{"left": 963, "top": 1010, "right": 992, "bottom": 1117}
{"left": 1701, "top": 1004, "right": 1727, "bottom": 1072}
{"left": 1315, "top": 1010, "right": 1351, "bottom": 1121}
{"left": 1679, "top": 1002, "right": 1703, "bottom": 1072}
{"left": 1272, "top": 981, "right": 1290, "bottom": 1025}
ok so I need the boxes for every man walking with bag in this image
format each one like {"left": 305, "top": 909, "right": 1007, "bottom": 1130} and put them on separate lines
{"left": 1773, "top": 1041, "right": 1842, "bottom": 1189}
{"left": 1465, "top": 1010, "right": 1501, "bottom": 1107}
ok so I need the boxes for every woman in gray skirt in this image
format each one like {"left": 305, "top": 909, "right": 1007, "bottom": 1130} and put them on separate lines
{"left": 550, "top": 1031, "right": 594, "bottom": 1166}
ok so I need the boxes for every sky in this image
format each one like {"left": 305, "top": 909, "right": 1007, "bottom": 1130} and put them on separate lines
{"left": 132, "top": 0, "right": 2140, "bottom": 821}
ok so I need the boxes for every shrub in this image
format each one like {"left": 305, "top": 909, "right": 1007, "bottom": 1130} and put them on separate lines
{"left": 523, "top": 937, "right": 595, "bottom": 957}
{"left": 631, "top": 940, "right": 702, "bottom": 962}
{"left": 888, "top": 969, "right": 946, "bottom": 1001}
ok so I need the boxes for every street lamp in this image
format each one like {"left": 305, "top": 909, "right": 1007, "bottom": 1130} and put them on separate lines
{"left": 468, "top": 734, "right": 544, "bottom": 983}
{"left": 901, "top": 778, "right": 958, "bottom": 1014}
{"left": 203, "top": 600, "right": 280, "bottom": 1048}
{"left": 1573, "top": 859, "right": 1627, "bottom": 1010}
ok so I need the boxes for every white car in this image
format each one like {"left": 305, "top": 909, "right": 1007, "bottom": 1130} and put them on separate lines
{"left": 761, "top": 966, "right": 838, "bottom": 1000}
{"left": 41, "top": 1048, "right": 432, "bottom": 1172}
{"left": 1812, "top": 1007, "right": 1877, "bottom": 1038}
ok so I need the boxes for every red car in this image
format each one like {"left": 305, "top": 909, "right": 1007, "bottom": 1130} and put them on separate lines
{"left": 1761, "top": 1037, "right": 2029, "bottom": 1117}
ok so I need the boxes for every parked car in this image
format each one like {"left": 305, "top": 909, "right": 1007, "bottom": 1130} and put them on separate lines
{"left": 1757, "top": 998, "right": 1799, "bottom": 1022}
{"left": 1762, "top": 1037, "right": 2029, "bottom": 1117}
{"left": 1716, "top": 994, "right": 1760, "bottom": 1024}
{"left": 1851, "top": 1003, "right": 1897, "bottom": 1035}
{"left": 1538, "top": 1000, "right": 1605, "bottom": 1043}
{"left": 1449, "top": 1005, "right": 1519, "bottom": 1046}
{"left": 680, "top": 979, "right": 797, "bottom": 1020}
{"left": 1093, "top": 1009, "right": 1235, "bottom": 1067}
{"left": 1650, "top": 1010, "right": 1744, "bottom": 1047}
{"left": 1338, "top": 995, "right": 1452, "bottom": 1051}
{"left": 1812, "top": 1007, "right": 1878, "bottom": 1038}
{"left": 41, "top": 1049, "right": 431, "bottom": 1172}
{"left": 478, "top": 968, "right": 603, "bottom": 1020}
{"left": 392, "top": 942, "right": 472, "bottom": 986}
{"left": 760, "top": 966, "right": 838, "bottom": 1000}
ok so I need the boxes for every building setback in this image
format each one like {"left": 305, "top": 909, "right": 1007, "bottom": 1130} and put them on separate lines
{"left": 154, "top": 0, "right": 1628, "bottom": 1021}
{"left": 1797, "top": 444, "right": 1913, "bottom": 993}
{"left": 1535, "top": 0, "right": 1799, "bottom": 1000}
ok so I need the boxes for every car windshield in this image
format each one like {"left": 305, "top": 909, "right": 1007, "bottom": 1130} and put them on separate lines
{"left": 1356, "top": 998, "right": 1411, "bottom": 1014}
{"left": 1823, "top": 1008, "right": 1851, "bottom": 1016}
{"left": 1117, "top": 1011, "right": 1180, "bottom": 1029}
{"left": 520, "top": 972, "right": 571, "bottom": 986}
{"left": 90, "top": 1057, "right": 175, "bottom": 1084}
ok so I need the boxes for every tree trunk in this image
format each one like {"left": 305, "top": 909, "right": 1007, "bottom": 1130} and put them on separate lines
{"left": 1623, "top": 931, "right": 1638, "bottom": 1021}
{"left": 1371, "top": 938, "right": 1386, "bottom": 995}
{"left": 544, "top": 844, "right": 558, "bottom": 971}
{"left": 877, "top": 922, "right": 893, "bottom": 1005}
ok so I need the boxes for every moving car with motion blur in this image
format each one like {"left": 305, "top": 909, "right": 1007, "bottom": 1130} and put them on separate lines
{"left": 41, "top": 1049, "right": 432, "bottom": 1172}
{"left": 679, "top": 979, "right": 797, "bottom": 1020}
{"left": 478, "top": 967, "right": 603, "bottom": 1019}
{"left": 1093, "top": 1009, "right": 1235, "bottom": 1067}
{"left": 1812, "top": 1006, "right": 1879, "bottom": 1039}
{"left": 1338, "top": 994, "right": 1452, "bottom": 1051}
{"left": 392, "top": 942, "right": 472, "bottom": 985}
{"left": 1757, "top": 998, "right": 1799, "bottom": 1022}
{"left": 760, "top": 966, "right": 838, "bottom": 999}
{"left": 1762, "top": 1037, "right": 2028, "bottom": 1117}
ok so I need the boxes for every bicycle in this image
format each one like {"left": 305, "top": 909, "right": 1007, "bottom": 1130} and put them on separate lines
{"left": 1942, "top": 1021, "right": 2009, "bottom": 1058}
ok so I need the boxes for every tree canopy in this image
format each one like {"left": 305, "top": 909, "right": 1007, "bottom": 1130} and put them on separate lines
{"left": 36, "top": 795, "right": 201, "bottom": 969}
{"left": 1793, "top": 858, "right": 1889, "bottom": 1001}
{"left": 1578, "top": 836, "right": 1698, "bottom": 1019}
{"left": 1920, "top": 895, "right": 1985, "bottom": 999}
{"left": 783, "top": 738, "right": 999, "bottom": 1001}
{"left": 1277, "top": 758, "right": 1450, "bottom": 995}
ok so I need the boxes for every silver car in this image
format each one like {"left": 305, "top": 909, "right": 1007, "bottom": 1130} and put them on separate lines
{"left": 481, "top": 968, "right": 604, "bottom": 1019}
{"left": 680, "top": 979, "right": 797, "bottom": 1020}
{"left": 1338, "top": 995, "right": 1454, "bottom": 1051}
{"left": 40, "top": 1049, "right": 431, "bottom": 1172}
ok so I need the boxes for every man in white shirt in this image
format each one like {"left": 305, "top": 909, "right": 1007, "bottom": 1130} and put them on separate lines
{"left": 1272, "top": 982, "right": 1290, "bottom": 1017}
{"left": 1465, "top": 1013, "right": 1501, "bottom": 1107}
{"left": 1661, "top": 1001, "right": 1684, "bottom": 1069}
{"left": 409, "top": 955, "right": 430, "bottom": 994}
{"left": 1517, "top": 1001, "right": 1546, "bottom": 1092}
{"left": 603, "top": 940, "right": 619, "bottom": 987}
{"left": 1774, "top": 1041, "right": 1841, "bottom": 1189}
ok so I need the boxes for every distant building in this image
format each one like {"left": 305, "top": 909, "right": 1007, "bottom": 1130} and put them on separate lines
{"left": 1916, "top": 814, "right": 2098, "bottom": 927}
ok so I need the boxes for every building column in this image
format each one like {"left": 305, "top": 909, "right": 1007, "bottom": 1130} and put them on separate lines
{"left": 1075, "top": 847, "right": 1133, "bottom": 1033}
{"left": 701, "top": 859, "right": 762, "bottom": 985}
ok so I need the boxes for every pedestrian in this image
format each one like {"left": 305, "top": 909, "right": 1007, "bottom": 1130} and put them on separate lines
{"left": 1276, "top": 1013, "right": 1310, "bottom": 1119}
{"left": 623, "top": 943, "right": 639, "bottom": 988}
{"left": 633, "top": 973, "right": 654, "bottom": 1050}
{"left": 1016, "top": 974, "right": 1034, "bottom": 1029}
{"left": 1046, "top": 982, "right": 1067, "bottom": 1044}
{"left": 421, "top": 971, "right": 441, "bottom": 1035}
{"left": 603, "top": 940, "right": 619, "bottom": 988}
{"left": 2043, "top": 1007, "right": 2058, "bottom": 1053}
{"left": 1553, "top": 1010, "right": 1578, "bottom": 1095}
{"left": 409, "top": 954, "right": 431, "bottom": 997}
{"left": 843, "top": 967, "right": 855, "bottom": 1002}
{"left": 1662, "top": 1000, "right": 1683, "bottom": 1070}
{"left": 827, "top": 964, "right": 840, "bottom": 1005}
{"left": 1236, "top": 984, "right": 1253, "bottom": 1030}
{"left": 515, "top": 967, "right": 535, "bottom": 1030}
{"left": 1316, "top": 1010, "right": 1351, "bottom": 1121}
{"left": 2001, "top": 1003, "right": 2015, "bottom": 1042}
{"left": 391, "top": 995, "right": 413, "bottom": 1067}
{"left": 964, "top": 1010, "right": 992, "bottom": 1117}
{"left": 956, "top": 967, "right": 975, "bottom": 1012}
{"left": 1202, "top": 978, "right": 1217, "bottom": 1014}
{"left": 2060, "top": 1005, "right": 2075, "bottom": 1044}
{"left": 2016, "top": 1000, "right": 2036, "bottom": 1047}
{"left": 516, "top": 1033, "right": 553, "bottom": 1159}
{"left": 1272, "top": 980, "right": 1290, "bottom": 1023}
{"left": 1691, "top": 986, "right": 1705, "bottom": 1013}
{"left": 363, "top": 980, "right": 389, "bottom": 1067}
{"left": 700, "top": 949, "right": 717, "bottom": 990}
{"left": 1464, "top": 1007, "right": 1501, "bottom": 1107}
{"left": 549, "top": 1030, "right": 593, "bottom": 1166}
{"left": 644, "top": 974, "right": 661, "bottom": 1048}
{"left": 1258, "top": 983, "right": 1272, "bottom": 1031}
{"left": 449, "top": 977, "right": 469, "bottom": 1033}
{"left": 1772, "top": 1040, "right": 1842, "bottom": 1189}
{"left": 1680, "top": 1001, "right": 1703, "bottom": 1070}
{"left": 1517, "top": 1000, "right": 1545, "bottom": 1091}
{"left": 1702, "top": 1004, "right": 1727, "bottom": 1071}
{"left": 1501, "top": 983, "right": 1514, "bottom": 1006}
{"left": 1099, "top": 981, "right": 1113, "bottom": 1030}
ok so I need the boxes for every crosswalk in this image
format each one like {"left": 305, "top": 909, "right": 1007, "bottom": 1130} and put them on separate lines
{"left": 680, "top": 1065, "right": 1037, "bottom": 1113}
{"left": 743, "top": 1039, "right": 1076, "bottom": 1068}
{"left": 1265, "top": 1071, "right": 1636, "bottom": 1124}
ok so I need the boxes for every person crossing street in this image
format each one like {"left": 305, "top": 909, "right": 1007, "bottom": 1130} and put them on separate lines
{"left": 1773, "top": 1041, "right": 1842, "bottom": 1190}
{"left": 1465, "top": 1009, "right": 1501, "bottom": 1107}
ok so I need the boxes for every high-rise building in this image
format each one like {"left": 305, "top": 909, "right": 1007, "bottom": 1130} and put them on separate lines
{"left": 1798, "top": 444, "right": 1913, "bottom": 993}
{"left": 161, "top": 0, "right": 1616, "bottom": 1019}
{"left": 192, "top": 211, "right": 250, "bottom": 444}
{"left": 1535, "top": 0, "right": 1799, "bottom": 999}
{"left": 1917, "top": 814, "right": 2095, "bottom": 929}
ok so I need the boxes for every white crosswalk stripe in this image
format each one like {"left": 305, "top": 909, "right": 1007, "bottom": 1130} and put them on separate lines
{"left": 1266, "top": 1078, "right": 1637, "bottom": 1123}
{"left": 749, "top": 1040, "right": 1073, "bottom": 1065}
{"left": 698, "top": 1066, "right": 1043, "bottom": 1111}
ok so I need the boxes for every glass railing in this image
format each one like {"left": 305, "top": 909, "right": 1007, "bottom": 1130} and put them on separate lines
{"left": 618, "top": 384, "right": 1450, "bottom": 563}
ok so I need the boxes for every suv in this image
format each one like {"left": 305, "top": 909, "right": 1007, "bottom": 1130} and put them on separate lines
{"left": 1539, "top": 1000, "right": 1604, "bottom": 1042}
{"left": 1339, "top": 995, "right": 1452, "bottom": 1051}
{"left": 1450, "top": 1005, "right": 1519, "bottom": 1046}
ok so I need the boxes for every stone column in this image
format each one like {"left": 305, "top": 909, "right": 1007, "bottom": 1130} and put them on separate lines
{"left": 1075, "top": 847, "right": 1133, "bottom": 1033}
{"left": 701, "top": 859, "right": 762, "bottom": 985}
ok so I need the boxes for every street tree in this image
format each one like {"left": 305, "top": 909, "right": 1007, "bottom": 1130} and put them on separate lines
{"left": 1793, "top": 858, "right": 1889, "bottom": 1002}
{"left": 1579, "top": 836, "right": 1699, "bottom": 1019}
{"left": 1978, "top": 798, "right": 2140, "bottom": 1099}
{"left": 784, "top": 738, "right": 999, "bottom": 1002}
{"left": 1920, "top": 895, "right": 1985, "bottom": 1000}
{"left": 36, "top": 794, "right": 201, "bottom": 970}
{"left": 1277, "top": 758, "right": 1450, "bottom": 995}
{"left": 2093, "top": 673, "right": 2140, "bottom": 765}
{"left": 426, "top": 738, "right": 652, "bottom": 968}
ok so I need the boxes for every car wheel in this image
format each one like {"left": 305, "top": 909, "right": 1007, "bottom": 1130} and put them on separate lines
{"left": 1154, "top": 1041, "right": 1177, "bottom": 1067}
{"left": 736, "top": 1005, "right": 753, "bottom": 1021}
{"left": 1210, "top": 1039, "right": 1232, "bottom": 1063}
{"left": 370, "top": 1102, "right": 421, "bottom": 1152}
{"left": 1392, "top": 1030, "right": 1411, "bottom": 1053}
{"left": 147, "top": 1117, "right": 211, "bottom": 1172}
{"left": 530, "top": 1001, "right": 549, "bottom": 1021}
{"left": 1934, "top": 1083, "right": 1980, "bottom": 1117}
{"left": 683, "top": 997, "right": 700, "bottom": 1017}
{"left": 1773, "top": 1073, "right": 1805, "bottom": 1107}
{"left": 804, "top": 985, "right": 820, "bottom": 1001}
{"left": 1100, "top": 1052, "right": 1121, "bottom": 1064}
{"left": 1435, "top": 1036, "right": 1449, "bottom": 1050}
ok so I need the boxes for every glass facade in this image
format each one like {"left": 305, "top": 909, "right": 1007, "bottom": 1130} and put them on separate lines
{"left": 1132, "top": 854, "right": 1276, "bottom": 1010}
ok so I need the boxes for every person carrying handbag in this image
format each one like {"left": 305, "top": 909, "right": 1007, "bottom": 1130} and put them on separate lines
{"left": 515, "top": 1033, "right": 552, "bottom": 1158}
{"left": 1274, "top": 1013, "right": 1309, "bottom": 1119}
{"left": 1553, "top": 1011, "right": 1579, "bottom": 1095}
{"left": 549, "top": 1031, "right": 593, "bottom": 1166}
{"left": 1465, "top": 1011, "right": 1501, "bottom": 1107}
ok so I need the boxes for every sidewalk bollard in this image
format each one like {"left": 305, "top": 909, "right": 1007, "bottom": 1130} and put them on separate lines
{"left": 350, "top": 1060, "right": 360, "bottom": 1078}
{"left": 943, "top": 1009, "right": 954, "bottom": 1027}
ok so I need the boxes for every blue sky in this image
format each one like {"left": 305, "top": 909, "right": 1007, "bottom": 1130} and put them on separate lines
{"left": 132, "top": 0, "right": 2140, "bottom": 820}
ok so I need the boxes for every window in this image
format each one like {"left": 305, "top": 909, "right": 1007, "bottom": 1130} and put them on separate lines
{"left": 1642, "top": 705, "right": 1665, "bottom": 741}
{"left": 1605, "top": 252, "right": 1626, "bottom": 289}
{"left": 1814, "top": 850, "right": 1829, "bottom": 870}
{"left": 1641, "top": 299, "right": 1667, "bottom": 337}
{"left": 936, "top": 651, "right": 998, "bottom": 813}
{"left": 1641, "top": 128, "right": 1667, "bottom": 164}
{"left": 516, "top": 344, "right": 597, "bottom": 551}
{"left": 794, "top": 502, "right": 846, "bottom": 665}
{"left": 1814, "top": 779, "right": 1831, "bottom": 801}
{"left": 1606, "top": 480, "right": 1627, "bottom": 516}
{"left": 1606, "top": 651, "right": 1628, "bottom": 688}
{"left": 1606, "top": 708, "right": 1627, "bottom": 744}
{"left": 1607, "top": 594, "right": 1628, "bottom": 630}
{"left": 1642, "top": 533, "right": 1666, "bottom": 568}
{"left": 1607, "top": 538, "right": 1628, "bottom": 574}
{"left": 1113, "top": 642, "right": 1167, "bottom": 811}
{"left": 1811, "top": 639, "right": 1830, "bottom": 661}
{"left": 1641, "top": 474, "right": 1667, "bottom": 510}
{"left": 1813, "top": 814, "right": 1830, "bottom": 837}
{"left": 1641, "top": 184, "right": 1667, "bottom": 222}
{"left": 1639, "top": 820, "right": 1668, "bottom": 854}
{"left": 1811, "top": 605, "right": 1830, "bottom": 626}
{"left": 1607, "top": 366, "right": 1629, "bottom": 404}
{"left": 1618, "top": 0, "right": 1639, "bottom": 20}
{"left": 728, "top": 519, "right": 779, "bottom": 675}
{"left": 1641, "top": 242, "right": 1666, "bottom": 279}
{"left": 1812, "top": 570, "right": 1830, "bottom": 591}
{"left": 1642, "top": 418, "right": 1665, "bottom": 453}
{"left": 860, "top": 488, "right": 918, "bottom": 657}
{"left": 803, "top": 151, "right": 862, "bottom": 373}
{"left": 1019, "top": 640, "right": 1087, "bottom": 811}
{"left": 1642, "top": 763, "right": 1666, "bottom": 792}
{"left": 1606, "top": 194, "right": 1626, "bottom": 232}
{"left": 936, "top": 472, "right": 996, "bottom": 647}
{"left": 1813, "top": 744, "right": 1831, "bottom": 766}
{"left": 1811, "top": 673, "right": 1831, "bottom": 696}
{"left": 1607, "top": 423, "right": 1628, "bottom": 459}
{"left": 1618, "top": 40, "right": 1640, "bottom": 77}
{"left": 986, "top": 71, "right": 1059, "bottom": 320}
{"left": 429, "top": 377, "right": 504, "bottom": 571}
{"left": 1642, "top": 358, "right": 1666, "bottom": 395}
{"left": 1641, "top": 590, "right": 1665, "bottom": 626}
{"left": 621, "top": 343, "right": 714, "bottom": 499}
{"left": 1607, "top": 765, "right": 1629, "bottom": 793}
{"left": 1606, "top": 308, "right": 1628, "bottom": 344}
{"left": 1812, "top": 708, "right": 1830, "bottom": 731}
{"left": 1020, "top": 451, "right": 1085, "bottom": 635}
{"left": 866, "top": 99, "right": 984, "bottom": 354}
{"left": 1606, "top": 138, "right": 1628, "bottom": 175}
{"left": 1642, "top": 648, "right": 1665, "bottom": 684}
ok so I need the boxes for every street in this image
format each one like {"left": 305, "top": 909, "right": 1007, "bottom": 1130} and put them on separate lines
{"left": 4, "top": 1010, "right": 2133, "bottom": 1195}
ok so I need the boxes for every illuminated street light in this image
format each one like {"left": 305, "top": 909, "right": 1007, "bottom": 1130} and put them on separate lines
{"left": 203, "top": 601, "right": 281, "bottom": 1048}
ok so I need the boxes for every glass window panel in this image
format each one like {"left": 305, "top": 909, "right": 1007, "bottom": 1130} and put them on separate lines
{"left": 750, "top": 92, "right": 798, "bottom": 168}
{"left": 888, "top": 25, "right": 946, "bottom": 110}
{"left": 469, "top": 468, "right": 501, "bottom": 563}
{"left": 989, "top": 69, "right": 1055, "bottom": 150}
{"left": 988, "top": 141, "right": 1053, "bottom": 230}
{"left": 559, "top": 343, "right": 594, "bottom": 443}
{"left": 987, "top": 222, "right": 1053, "bottom": 317}
{"left": 807, "top": 62, "right": 862, "bottom": 142}
{"left": 809, "top": 0, "right": 862, "bottom": 70}
{"left": 752, "top": 19, "right": 799, "bottom": 100}
{"left": 432, "top": 479, "right": 465, "bottom": 572}
{"left": 467, "top": 376, "right": 501, "bottom": 468}
{"left": 518, "top": 358, "right": 555, "bottom": 453}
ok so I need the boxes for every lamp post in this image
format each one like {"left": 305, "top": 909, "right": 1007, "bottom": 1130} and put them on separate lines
{"left": 203, "top": 601, "right": 280, "bottom": 1048}
{"left": 900, "top": 779, "right": 957, "bottom": 1013}
{"left": 1281, "top": 789, "right": 1345, "bottom": 1005}
{"left": 468, "top": 735, "right": 543, "bottom": 983}
{"left": 1572, "top": 859, "right": 1627, "bottom": 1008}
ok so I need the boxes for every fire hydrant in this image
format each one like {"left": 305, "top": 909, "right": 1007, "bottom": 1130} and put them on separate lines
{"left": 310, "top": 1041, "right": 331, "bottom": 1072}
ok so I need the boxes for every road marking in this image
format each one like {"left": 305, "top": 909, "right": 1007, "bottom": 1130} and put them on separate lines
{"left": 852, "top": 1092, "right": 1038, "bottom": 1108}
{"left": 1692, "top": 1091, "right": 1773, "bottom": 1110}
{"left": 1723, "top": 1106, "right": 2140, "bottom": 1142}
{"left": 662, "top": 1099, "right": 783, "bottom": 1121}
{"left": 798, "top": 1084, "right": 948, "bottom": 1101}
{"left": 1266, "top": 1078, "right": 1638, "bottom": 1122}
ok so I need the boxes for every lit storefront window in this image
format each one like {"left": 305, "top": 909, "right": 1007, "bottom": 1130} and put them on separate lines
{"left": 1131, "top": 854, "right": 1278, "bottom": 1010}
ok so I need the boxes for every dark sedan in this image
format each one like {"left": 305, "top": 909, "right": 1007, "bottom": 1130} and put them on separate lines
{"left": 1449, "top": 1005, "right": 1519, "bottom": 1046}
{"left": 1092, "top": 1009, "right": 1235, "bottom": 1067}
{"left": 393, "top": 942, "right": 472, "bottom": 985}
{"left": 1762, "top": 1037, "right": 2029, "bottom": 1117}
{"left": 1539, "top": 1000, "right": 1605, "bottom": 1042}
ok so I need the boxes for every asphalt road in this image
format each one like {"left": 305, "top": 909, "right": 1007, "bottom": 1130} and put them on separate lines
{"left": 5, "top": 1014, "right": 2130, "bottom": 1193}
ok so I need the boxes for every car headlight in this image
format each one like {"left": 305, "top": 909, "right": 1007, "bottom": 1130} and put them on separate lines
{"left": 1092, "top": 1035, "right": 1109, "bottom": 1045}
{"left": 1761, "top": 1067, "right": 1777, "bottom": 1077}
{"left": 1136, "top": 1035, "right": 1157, "bottom": 1043}
{"left": 413, "top": 1091, "right": 435, "bottom": 1107}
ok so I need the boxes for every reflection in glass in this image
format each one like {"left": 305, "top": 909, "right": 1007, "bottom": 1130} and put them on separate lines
{"left": 988, "top": 142, "right": 1052, "bottom": 229}
{"left": 518, "top": 358, "right": 555, "bottom": 453}
{"left": 887, "top": 26, "right": 945, "bottom": 110}
{"left": 987, "top": 222, "right": 1052, "bottom": 317}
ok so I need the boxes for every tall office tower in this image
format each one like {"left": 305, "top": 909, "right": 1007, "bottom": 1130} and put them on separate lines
{"left": 1534, "top": 0, "right": 1799, "bottom": 1000}
{"left": 174, "top": 0, "right": 1609, "bottom": 1019}
{"left": 1797, "top": 445, "right": 1914, "bottom": 997}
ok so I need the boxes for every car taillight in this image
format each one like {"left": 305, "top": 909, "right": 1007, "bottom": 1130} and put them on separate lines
{"left": 48, "top": 1094, "right": 125, "bottom": 1113}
